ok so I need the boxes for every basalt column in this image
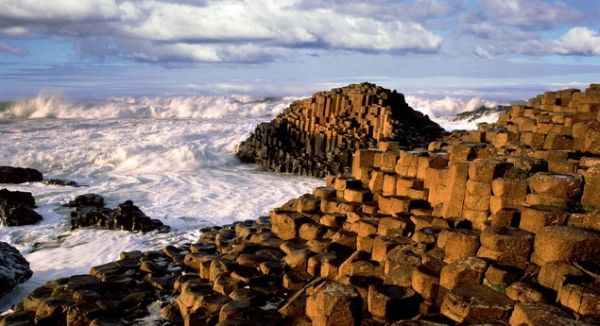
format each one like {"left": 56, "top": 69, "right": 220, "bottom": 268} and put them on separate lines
{"left": 236, "top": 83, "right": 446, "bottom": 178}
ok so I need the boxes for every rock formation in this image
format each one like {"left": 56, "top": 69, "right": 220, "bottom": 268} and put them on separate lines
{"left": 2, "top": 84, "right": 600, "bottom": 325}
{"left": 67, "top": 194, "right": 170, "bottom": 233}
{"left": 0, "top": 242, "right": 33, "bottom": 298}
{"left": 237, "top": 83, "right": 445, "bottom": 177}
{"left": 0, "top": 188, "right": 42, "bottom": 226}
{"left": 0, "top": 166, "right": 43, "bottom": 184}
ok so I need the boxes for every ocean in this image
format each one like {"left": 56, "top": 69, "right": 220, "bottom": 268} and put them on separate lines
{"left": 0, "top": 93, "right": 499, "bottom": 311}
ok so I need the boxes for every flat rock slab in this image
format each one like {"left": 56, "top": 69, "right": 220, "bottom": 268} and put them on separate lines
{"left": 509, "top": 302, "right": 584, "bottom": 326}
{"left": 533, "top": 226, "right": 600, "bottom": 265}
{"left": 441, "top": 284, "right": 514, "bottom": 324}
{"left": 306, "top": 281, "right": 362, "bottom": 326}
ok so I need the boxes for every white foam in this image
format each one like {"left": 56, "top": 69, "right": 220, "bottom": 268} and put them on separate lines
{"left": 0, "top": 94, "right": 293, "bottom": 120}
{"left": 405, "top": 95, "right": 501, "bottom": 130}
{"left": 0, "top": 99, "right": 322, "bottom": 311}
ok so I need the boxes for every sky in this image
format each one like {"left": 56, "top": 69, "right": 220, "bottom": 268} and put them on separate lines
{"left": 0, "top": 0, "right": 599, "bottom": 101}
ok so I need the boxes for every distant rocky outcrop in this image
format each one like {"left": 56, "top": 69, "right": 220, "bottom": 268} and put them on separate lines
{"left": 0, "top": 166, "right": 43, "bottom": 184}
{"left": 0, "top": 242, "right": 32, "bottom": 298}
{"left": 67, "top": 194, "right": 170, "bottom": 233}
{"left": 0, "top": 188, "right": 42, "bottom": 226}
{"left": 237, "top": 83, "right": 446, "bottom": 177}
{"left": 3, "top": 84, "right": 600, "bottom": 325}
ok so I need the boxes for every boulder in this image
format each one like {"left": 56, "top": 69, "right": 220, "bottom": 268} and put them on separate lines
{"left": 440, "top": 284, "right": 514, "bottom": 324}
{"left": 70, "top": 199, "right": 170, "bottom": 233}
{"left": 509, "top": 302, "right": 582, "bottom": 326}
{"left": 0, "top": 188, "right": 42, "bottom": 226}
{"left": 66, "top": 193, "right": 105, "bottom": 208}
{"left": 442, "top": 229, "right": 480, "bottom": 263}
{"left": 528, "top": 172, "right": 582, "bottom": 200}
{"left": 520, "top": 205, "right": 567, "bottom": 233}
{"left": 532, "top": 226, "right": 600, "bottom": 265}
{"left": 42, "top": 179, "right": 80, "bottom": 187}
{"left": 306, "top": 281, "right": 362, "bottom": 326}
{"left": 440, "top": 257, "right": 488, "bottom": 291}
{"left": 0, "top": 166, "right": 43, "bottom": 184}
{"left": 557, "top": 282, "right": 600, "bottom": 316}
{"left": 478, "top": 226, "right": 533, "bottom": 263}
{"left": 0, "top": 242, "right": 33, "bottom": 298}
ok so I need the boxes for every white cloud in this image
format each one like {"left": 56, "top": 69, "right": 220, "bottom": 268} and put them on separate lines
{"left": 474, "top": 46, "right": 494, "bottom": 60}
{"left": 296, "top": 0, "right": 458, "bottom": 22}
{"left": 0, "top": 0, "right": 443, "bottom": 63}
{"left": 479, "top": 0, "right": 580, "bottom": 29}
{"left": 0, "top": 27, "right": 29, "bottom": 36}
{"left": 0, "top": 0, "right": 120, "bottom": 22}
{"left": 472, "top": 26, "right": 600, "bottom": 57}
{"left": 0, "top": 42, "right": 28, "bottom": 56}
{"left": 551, "top": 27, "right": 600, "bottom": 56}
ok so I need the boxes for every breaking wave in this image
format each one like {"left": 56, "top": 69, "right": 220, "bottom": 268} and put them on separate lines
{"left": 0, "top": 94, "right": 293, "bottom": 120}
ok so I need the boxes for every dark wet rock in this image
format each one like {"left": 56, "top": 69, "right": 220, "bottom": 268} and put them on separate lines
{"left": 0, "top": 166, "right": 43, "bottom": 184}
{"left": 0, "top": 188, "right": 42, "bottom": 226}
{"left": 43, "top": 179, "right": 80, "bottom": 187}
{"left": 69, "top": 199, "right": 170, "bottom": 233}
{"left": 0, "top": 241, "right": 33, "bottom": 298}
{"left": 65, "top": 193, "right": 105, "bottom": 208}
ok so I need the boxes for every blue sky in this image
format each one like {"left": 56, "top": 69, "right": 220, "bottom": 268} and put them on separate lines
{"left": 0, "top": 0, "right": 599, "bottom": 100}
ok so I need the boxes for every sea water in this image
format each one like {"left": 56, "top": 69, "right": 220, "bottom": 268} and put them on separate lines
{"left": 0, "top": 93, "right": 499, "bottom": 311}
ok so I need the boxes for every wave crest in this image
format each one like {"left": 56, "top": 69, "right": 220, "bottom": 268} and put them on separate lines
{"left": 0, "top": 93, "right": 292, "bottom": 120}
{"left": 405, "top": 95, "right": 499, "bottom": 118}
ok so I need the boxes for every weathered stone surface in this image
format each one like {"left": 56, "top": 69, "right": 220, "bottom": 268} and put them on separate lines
{"left": 411, "top": 263, "right": 441, "bottom": 301}
{"left": 520, "top": 205, "right": 567, "bottom": 233}
{"left": 306, "top": 281, "right": 362, "bottom": 326}
{"left": 529, "top": 172, "right": 583, "bottom": 200}
{"left": 441, "top": 285, "right": 514, "bottom": 324}
{"left": 270, "top": 210, "right": 310, "bottom": 240}
{"left": 509, "top": 302, "right": 582, "bottom": 326}
{"left": 0, "top": 188, "right": 42, "bottom": 226}
{"left": 506, "top": 281, "right": 551, "bottom": 303}
{"left": 538, "top": 261, "right": 583, "bottom": 292}
{"left": 533, "top": 226, "right": 600, "bottom": 265}
{"left": 581, "top": 164, "right": 600, "bottom": 207}
{"left": 557, "top": 282, "right": 600, "bottom": 316}
{"left": 478, "top": 227, "right": 533, "bottom": 262}
{"left": 442, "top": 229, "right": 480, "bottom": 263}
{"left": 441, "top": 161, "right": 469, "bottom": 220}
{"left": 440, "top": 257, "right": 488, "bottom": 291}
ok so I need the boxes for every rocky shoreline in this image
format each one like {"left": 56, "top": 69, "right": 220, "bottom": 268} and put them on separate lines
{"left": 1, "top": 84, "right": 600, "bottom": 325}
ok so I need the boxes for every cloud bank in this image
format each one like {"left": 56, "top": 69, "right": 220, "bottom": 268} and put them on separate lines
{"left": 0, "top": 0, "right": 443, "bottom": 63}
